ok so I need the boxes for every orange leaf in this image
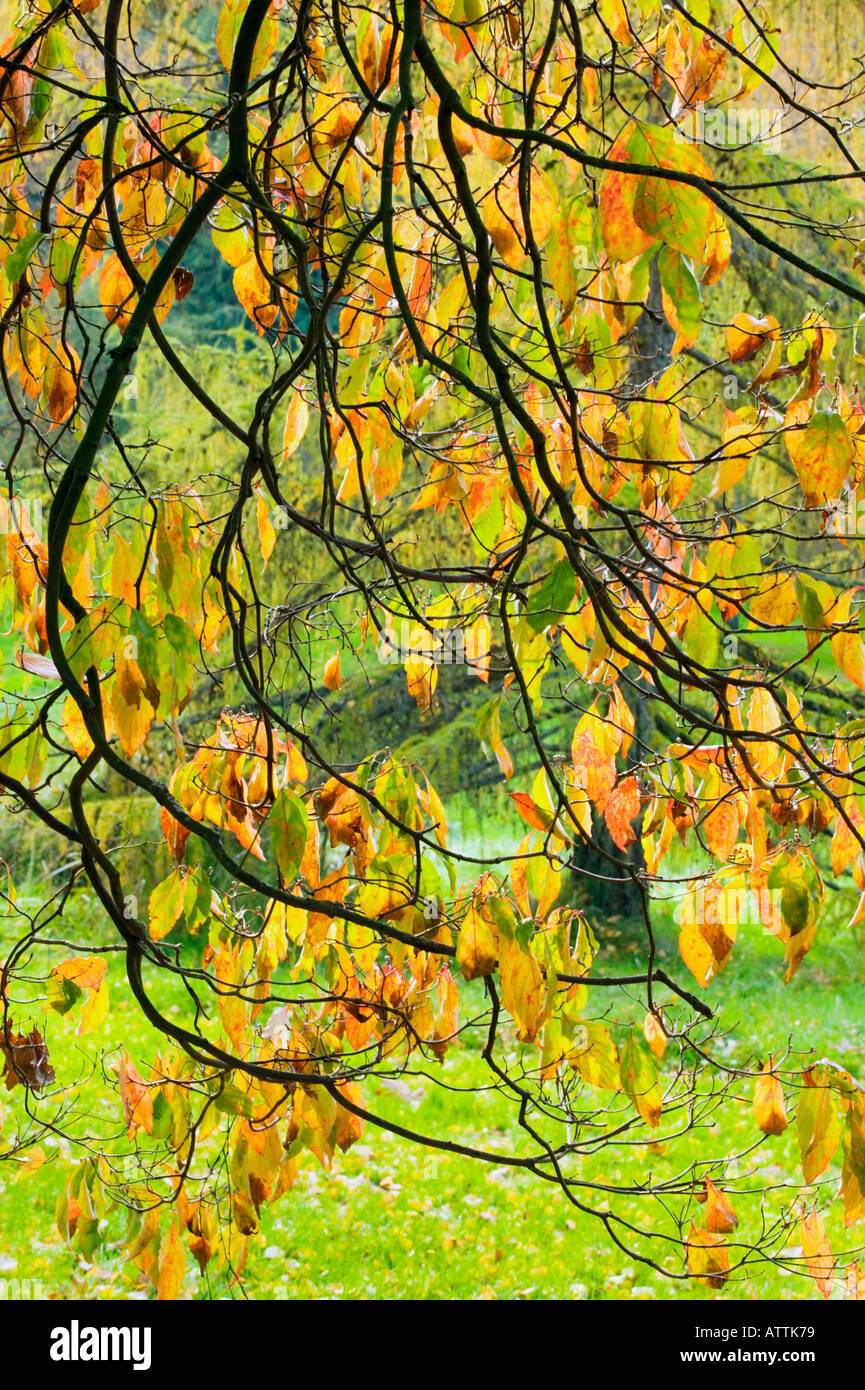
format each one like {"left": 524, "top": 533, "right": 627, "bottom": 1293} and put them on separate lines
{"left": 43, "top": 345, "right": 80, "bottom": 424}
{"left": 114, "top": 1049, "right": 154, "bottom": 1136}
{"left": 54, "top": 956, "right": 106, "bottom": 991}
{"left": 604, "top": 775, "right": 640, "bottom": 850}
{"left": 727, "top": 313, "right": 779, "bottom": 363}
{"left": 643, "top": 1011, "right": 666, "bottom": 1060}
{"left": 233, "top": 253, "right": 277, "bottom": 333}
{"left": 323, "top": 650, "right": 342, "bottom": 690}
{"left": 508, "top": 792, "right": 557, "bottom": 837}
{"left": 703, "top": 1178, "right": 738, "bottom": 1234}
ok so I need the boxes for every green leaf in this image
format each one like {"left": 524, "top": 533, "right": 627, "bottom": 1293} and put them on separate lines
{"left": 628, "top": 124, "right": 714, "bottom": 260}
{"left": 794, "top": 573, "right": 835, "bottom": 653}
{"left": 46, "top": 971, "right": 81, "bottom": 1016}
{"left": 526, "top": 559, "right": 576, "bottom": 633}
{"left": 149, "top": 868, "right": 187, "bottom": 941}
{"left": 183, "top": 867, "right": 211, "bottom": 935}
{"left": 268, "top": 787, "right": 309, "bottom": 881}
{"left": 214, "top": 1083, "right": 257, "bottom": 1118}
{"left": 5, "top": 230, "right": 46, "bottom": 286}
{"left": 658, "top": 246, "right": 703, "bottom": 345}
{"left": 163, "top": 614, "right": 199, "bottom": 709}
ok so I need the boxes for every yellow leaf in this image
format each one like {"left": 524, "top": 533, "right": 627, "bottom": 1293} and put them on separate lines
{"left": 485, "top": 169, "right": 555, "bottom": 269}
{"left": 678, "top": 918, "right": 715, "bottom": 987}
{"left": 620, "top": 1032, "right": 662, "bottom": 1127}
{"left": 157, "top": 1221, "right": 187, "bottom": 1301}
{"left": 799, "top": 1209, "right": 833, "bottom": 1299}
{"left": 786, "top": 407, "right": 854, "bottom": 507}
{"left": 405, "top": 655, "right": 437, "bottom": 710}
{"left": 686, "top": 1223, "right": 729, "bottom": 1288}
{"left": 456, "top": 900, "right": 498, "bottom": 981}
{"left": 499, "top": 937, "right": 547, "bottom": 1043}
{"left": 830, "top": 590, "right": 865, "bottom": 691}
{"left": 77, "top": 978, "right": 109, "bottom": 1036}
{"left": 754, "top": 1063, "right": 788, "bottom": 1136}
{"left": 255, "top": 491, "right": 276, "bottom": 563}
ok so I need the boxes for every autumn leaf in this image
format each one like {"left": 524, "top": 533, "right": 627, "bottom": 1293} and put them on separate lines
{"left": 216, "top": 0, "right": 277, "bottom": 77}
{"left": 282, "top": 389, "right": 309, "bottom": 459}
{"left": 570, "top": 1020, "right": 621, "bottom": 1090}
{"left": 323, "top": 650, "right": 342, "bottom": 690}
{"left": 42, "top": 344, "right": 80, "bottom": 424}
{"left": 727, "top": 313, "right": 780, "bottom": 363}
{"left": 485, "top": 168, "right": 555, "bottom": 269}
{"left": 0, "top": 1025, "right": 54, "bottom": 1092}
{"left": 701, "top": 1178, "right": 738, "bottom": 1234}
{"left": 686, "top": 1223, "right": 729, "bottom": 1289}
{"left": 797, "top": 1080, "right": 840, "bottom": 1184}
{"left": 233, "top": 253, "right": 277, "bottom": 333}
{"left": 456, "top": 899, "right": 498, "bottom": 982}
{"left": 99, "top": 253, "right": 135, "bottom": 329}
{"left": 786, "top": 408, "right": 854, "bottom": 507}
{"left": 620, "top": 1031, "right": 662, "bottom": 1128}
{"left": 48, "top": 957, "right": 109, "bottom": 1037}
{"left": 830, "top": 590, "right": 865, "bottom": 691}
{"left": 149, "top": 868, "right": 187, "bottom": 941}
{"left": 799, "top": 1209, "right": 834, "bottom": 1299}
{"left": 508, "top": 791, "right": 570, "bottom": 844}
{"left": 114, "top": 1049, "right": 154, "bottom": 1137}
{"left": 643, "top": 1011, "right": 666, "bottom": 1060}
{"left": 268, "top": 787, "right": 309, "bottom": 882}
{"left": 754, "top": 1064, "right": 789, "bottom": 1136}
{"left": 604, "top": 776, "right": 640, "bottom": 850}
{"left": 173, "top": 266, "right": 194, "bottom": 302}
{"left": 490, "top": 900, "right": 548, "bottom": 1043}
{"left": 600, "top": 122, "right": 713, "bottom": 264}
{"left": 157, "top": 1220, "right": 187, "bottom": 1300}
{"left": 405, "top": 655, "right": 437, "bottom": 710}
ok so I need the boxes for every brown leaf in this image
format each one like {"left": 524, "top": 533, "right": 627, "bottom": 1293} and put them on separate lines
{"left": 173, "top": 266, "right": 194, "bottom": 302}
{"left": 1, "top": 1025, "right": 55, "bottom": 1092}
